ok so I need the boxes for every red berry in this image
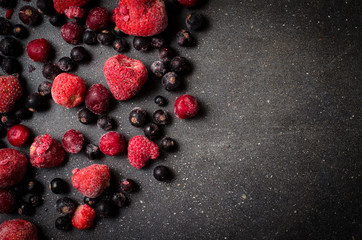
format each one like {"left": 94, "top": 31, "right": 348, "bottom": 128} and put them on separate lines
{"left": 86, "top": 7, "right": 109, "bottom": 31}
{"left": 99, "top": 131, "right": 125, "bottom": 156}
{"left": 0, "top": 189, "right": 16, "bottom": 213}
{"left": 61, "top": 22, "right": 83, "bottom": 44}
{"left": 64, "top": 6, "right": 85, "bottom": 19}
{"left": 128, "top": 135, "right": 159, "bottom": 169}
{"left": 5, "top": 9, "right": 13, "bottom": 19}
{"left": 85, "top": 84, "right": 111, "bottom": 115}
{"left": 30, "top": 134, "right": 65, "bottom": 168}
{"left": 7, "top": 124, "right": 30, "bottom": 147}
{"left": 174, "top": 94, "right": 199, "bottom": 119}
{"left": 0, "top": 148, "right": 27, "bottom": 187}
{"left": 26, "top": 38, "right": 51, "bottom": 63}
{"left": 0, "top": 219, "right": 38, "bottom": 239}
{"left": 71, "top": 204, "right": 96, "bottom": 230}
{"left": 62, "top": 129, "right": 84, "bottom": 154}
{"left": 178, "top": 0, "right": 201, "bottom": 8}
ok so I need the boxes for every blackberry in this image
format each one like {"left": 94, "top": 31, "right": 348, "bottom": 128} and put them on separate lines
{"left": 25, "top": 93, "right": 44, "bottom": 112}
{"left": 85, "top": 143, "right": 101, "bottom": 160}
{"left": 38, "top": 81, "right": 52, "bottom": 97}
{"left": 97, "top": 30, "right": 114, "bottom": 45}
{"left": 112, "top": 38, "right": 129, "bottom": 53}
{"left": 83, "top": 30, "right": 98, "bottom": 45}
{"left": 55, "top": 216, "right": 71, "bottom": 231}
{"left": 154, "top": 96, "right": 167, "bottom": 106}
{"left": 42, "top": 63, "right": 62, "bottom": 80}
{"left": 150, "top": 61, "right": 167, "bottom": 78}
{"left": 186, "top": 12, "right": 204, "bottom": 31}
{"left": 0, "top": 37, "right": 22, "bottom": 56}
{"left": 97, "top": 115, "right": 114, "bottom": 131}
{"left": 12, "top": 24, "right": 29, "bottom": 39}
{"left": 49, "top": 178, "right": 68, "bottom": 194}
{"left": 78, "top": 108, "right": 96, "bottom": 124}
{"left": 129, "top": 107, "right": 148, "bottom": 127}
{"left": 170, "top": 56, "right": 191, "bottom": 74}
{"left": 176, "top": 29, "right": 192, "bottom": 47}
{"left": 160, "top": 137, "right": 176, "bottom": 152}
{"left": 143, "top": 123, "right": 162, "bottom": 139}
{"left": 70, "top": 46, "right": 89, "bottom": 62}
{"left": 133, "top": 36, "right": 150, "bottom": 52}
{"left": 162, "top": 72, "right": 181, "bottom": 91}
{"left": 58, "top": 57, "right": 75, "bottom": 72}
{"left": 153, "top": 165, "right": 171, "bottom": 181}
{"left": 153, "top": 110, "right": 171, "bottom": 125}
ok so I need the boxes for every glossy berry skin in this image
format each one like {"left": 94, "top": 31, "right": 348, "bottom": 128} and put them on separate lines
{"left": 143, "top": 123, "right": 162, "bottom": 139}
{"left": 1, "top": 57, "right": 20, "bottom": 74}
{"left": 38, "top": 81, "right": 52, "bottom": 97}
{"left": 61, "top": 22, "right": 83, "bottom": 45}
{"left": 12, "top": 24, "right": 29, "bottom": 39}
{"left": 174, "top": 94, "right": 199, "bottom": 119}
{"left": 158, "top": 47, "right": 175, "bottom": 63}
{"left": 86, "top": 7, "right": 109, "bottom": 31}
{"left": 85, "top": 84, "right": 111, "bottom": 115}
{"left": 55, "top": 197, "right": 77, "bottom": 216}
{"left": 154, "top": 96, "right": 167, "bottom": 106}
{"left": 18, "top": 202, "right": 35, "bottom": 215}
{"left": 170, "top": 56, "right": 191, "bottom": 74}
{"left": 112, "top": 192, "right": 126, "bottom": 208}
{"left": 58, "top": 57, "right": 75, "bottom": 72}
{"left": 83, "top": 196, "right": 97, "bottom": 207}
{"left": 113, "top": 38, "right": 129, "bottom": 53}
{"left": 55, "top": 216, "right": 71, "bottom": 231}
{"left": 129, "top": 107, "right": 148, "bottom": 127}
{"left": 0, "top": 37, "right": 22, "bottom": 57}
{"left": 27, "top": 180, "right": 43, "bottom": 194}
{"left": 133, "top": 37, "right": 150, "bottom": 52}
{"left": 151, "top": 35, "right": 166, "bottom": 49}
{"left": 153, "top": 165, "right": 171, "bottom": 181}
{"left": 49, "top": 14, "right": 66, "bottom": 27}
{"left": 19, "top": 6, "right": 40, "bottom": 25}
{"left": 150, "top": 61, "right": 167, "bottom": 78}
{"left": 162, "top": 72, "right": 181, "bottom": 91}
{"left": 78, "top": 108, "right": 96, "bottom": 124}
{"left": 49, "top": 178, "right": 68, "bottom": 194}
{"left": 153, "top": 110, "right": 171, "bottom": 125}
{"left": 97, "top": 30, "right": 114, "bottom": 45}
{"left": 37, "top": 0, "right": 55, "bottom": 15}
{"left": 0, "top": 17, "right": 11, "bottom": 35}
{"left": 70, "top": 46, "right": 88, "bottom": 62}
{"left": 186, "top": 12, "right": 204, "bottom": 30}
{"left": 160, "top": 137, "right": 176, "bottom": 151}
{"left": 29, "top": 195, "right": 42, "bottom": 207}
{"left": 83, "top": 30, "right": 97, "bottom": 45}
{"left": 176, "top": 29, "right": 192, "bottom": 46}
{"left": 95, "top": 200, "right": 113, "bottom": 218}
{"left": 7, "top": 124, "right": 30, "bottom": 147}
{"left": 0, "top": 189, "right": 16, "bottom": 213}
{"left": 25, "top": 93, "right": 44, "bottom": 112}
{"left": 97, "top": 115, "right": 114, "bottom": 131}
{"left": 14, "top": 107, "right": 32, "bottom": 120}
{"left": 42, "top": 63, "right": 62, "bottom": 80}
{"left": 27, "top": 38, "right": 51, "bottom": 62}
{"left": 62, "top": 129, "right": 84, "bottom": 154}
{"left": 120, "top": 179, "right": 137, "bottom": 193}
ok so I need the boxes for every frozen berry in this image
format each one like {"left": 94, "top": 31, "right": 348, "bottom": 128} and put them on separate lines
{"left": 0, "top": 17, "right": 11, "bottom": 35}
{"left": 19, "top": 6, "right": 40, "bottom": 25}
{"left": 150, "top": 61, "right": 167, "bottom": 78}
{"left": 170, "top": 56, "right": 191, "bottom": 74}
{"left": 27, "top": 38, "right": 51, "bottom": 62}
{"left": 0, "top": 141, "right": 5, "bottom": 148}
{"left": 112, "top": 192, "right": 126, "bottom": 208}
{"left": 153, "top": 110, "right": 171, "bottom": 125}
{"left": 0, "top": 0, "right": 16, "bottom": 9}
{"left": 154, "top": 96, "right": 167, "bottom": 106}
{"left": 49, "top": 178, "right": 68, "bottom": 194}
{"left": 42, "top": 63, "right": 62, "bottom": 80}
{"left": 71, "top": 204, "right": 96, "bottom": 230}
{"left": 0, "top": 114, "right": 19, "bottom": 127}
{"left": 55, "top": 197, "right": 77, "bottom": 216}
{"left": 58, "top": 57, "right": 75, "bottom": 72}
{"left": 61, "top": 22, "right": 83, "bottom": 44}
{"left": 49, "top": 13, "right": 65, "bottom": 26}
{"left": 28, "top": 195, "right": 42, "bottom": 207}
{"left": 27, "top": 180, "right": 43, "bottom": 194}
{"left": 151, "top": 35, "right": 166, "bottom": 49}
{"left": 12, "top": 24, "right": 28, "bottom": 39}
{"left": 112, "top": 25, "right": 126, "bottom": 37}
{"left": 18, "top": 202, "right": 35, "bottom": 215}
{"left": 97, "top": 30, "right": 114, "bottom": 45}
{"left": 25, "top": 93, "right": 44, "bottom": 112}
{"left": 153, "top": 165, "right": 171, "bottom": 181}
{"left": 0, "top": 37, "right": 22, "bottom": 56}
{"left": 70, "top": 46, "right": 88, "bottom": 62}
{"left": 30, "top": 134, "right": 65, "bottom": 168}
{"left": 178, "top": 0, "right": 201, "bottom": 8}
{"left": 176, "top": 29, "right": 192, "bottom": 46}
{"left": 143, "top": 123, "right": 162, "bottom": 139}
{"left": 85, "top": 143, "right": 101, "bottom": 160}
{"left": 0, "top": 125, "right": 6, "bottom": 137}
{"left": 112, "top": 38, "right": 128, "bottom": 53}
{"left": 86, "top": 7, "right": 109, "bottom": 31}
{"left": 133, "top": 37, "right": 150, "bottom": 52}
{"left": 129, "top": 107, "right": 148, "bottom": 127}
{"left": 160, "top": 137, "right": 176, "bottom": 151}
{"left": 97, "top": 115, "right": 114, "bottom": 131}
{"left": 62, "top": 129, "right": 84, "bottom": 154}
{"left": 162, "top": 72, "right": 181, "bottom": 91}
{"left": 78, "top": 108, "right": 96, "bottom": 124}
{"left": 64, "top": 6, "right": 85, "bottom": 20}
{"left": 85, "top": 84, "right": 111, "bottom": 115}
{"left": 7, "top": 124, "right": 30, "bottom": 147}
{"left": 174, "top": 94, "right": 199, "bottom": 119}
{"left": 14, "top": 107, "right": 32, "bottom": 120}
{"left": 0, "top": 189, "right": 16, "bottom": 213}
{"left": 186, "top": 12, "right": 204, "bottom": 30}
{"left": 38, "top": 81, "right": 52, "bottom": 97}
{"left": 83, "top": 30, "right": 97, "bottom": 45}
{"left": 99, "top": 131, "right": 125, "bottom": 156}
{"left": 83, "top": 196, "right": 97, "bottom": 207}
{"left": 37, "top": 0, "right": 55, "bottom": 15}
{"left": 159, "top": 47, "right": 175, "bottom": 63}
{"left": 1, "top": 57, "right": 20, "bottom": 74}
{"left": 95, "top": 200, "right": 113, "bottom": 218}
{"left": 120, "top": 179, "right": 137, "bottom": 193}
{"left": 55, "top": 216, "right": 71, "bottom": 231}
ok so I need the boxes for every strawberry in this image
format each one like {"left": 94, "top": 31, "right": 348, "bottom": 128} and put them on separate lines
{"left": 103, "top": 54, "right": 148, "bottom": 101}
{"left": 128, "top": 135, "right": 159, "bottom": 169}
{"left": 71, "top": 204, "right": 96, "bottom": 230}
{"left": 30, "top": 134, "right": 65, "bottom": 168}
{"left": 0, "top": 219, "right": 38, "bottom": 240}
{"left": 0, "top": 148, "right": 28, "bottom": 187}
{"left": 115, "top": 0, "right": 168, "bottom": 36}
{"left": 0, "top": 75, "right": 22, "bottom": 113}
{"left": 53, "top": 0, "right": 90, "bottom": 14}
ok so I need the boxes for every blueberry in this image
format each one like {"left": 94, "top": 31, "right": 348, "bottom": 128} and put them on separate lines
{"left": 112, "top": 38, "right": 129, "bottom": 53}
{"left": 19, "top": 6, "right": 40, "bottom": 26}
{"left": 186, "top": 12, "right": 204, "bottom": 31}
{"left": 38, "top": 81, "right": 52, "bottom": 97}
{"left": 158, "top": 47, "right": 175, "bottom": 63}
{"left": 42, "top": 63, "right": 62, "bottom": 80}
{"left": 84, "top": 196, "right": 97, "bottom": 207}
{"left": 97, "top": 30, "right": 114, "bottom": 45}
{"left": 176, "top": 29, "right": 192, "bottom": 47}
{"left": 49, "top": 178, "right": 67, "bottom": 194}
{"left": 129, "top": 107, "right": 148, "bottom": 127}
{"left": 29, "top": 195, "right": 42, "bottom": 207}
{"left": 153, "top": 165, "right": 171, "bottom": 181}
{"left": 0, "top": 37, "right": 22, "bottom": 56}
{"left": 0, "top": 114, "right": 19, "bottom": 127}
{"left": 95, "top": 200, "right": 113, "bottom": 218}
{"left": 83, "top": 30, "right": 98, "bottom": 45}
{"left": 55, "top": 197, "right": 77, "bottom": 216}
{"left": 0, "top": 17, "right": 11, "bottom": 35}
{"left": 37, "top": 0, "right": 55, "bottom": 15}
{"left": 70, "top": 46, "right": 88, "bottom": 62}
{"left": 1, "top": 57, "right": 20, "bottom": 74}
{"left": 162, "top": 72, "right": 181, "bottom": 91}
{"left": 78, "top": 108, "right": 96, "bottom": 124}
{"left": 154, "top": 96, "right": 167, "bottom": 106}
{"left": 14, "top": 107, "right": 32, "bottom": 120}
{"left": 55, "top": 216, "right": 71, "bottom": 231}
{"left": 18, "top": 202, "right": 35, "bottom": 215}
{"left": 25, "top": 93, "right": 44, "bottom": 112}
{"left": 153, "top": 110, "right": 171, "bottom": 125}
{"left": 49, "top": 14, "right": 65, "bottom": 27}
{"left": 12, "top": 24, "right": 28, "bottom": 39}
{"left": 58, "top": 57, "right": 75, "bottom": 72}
{"left": 97, "top": 115, "right": 114, "bottom": 130}
{"left": 150, "top": 61, "right": 167, "bottom": 78}
{"left": 170, "top": 56, "right": 190, "bottom": 74}
{"left": 160, "top": 137, "right": 176, "bottom": 152}
{"left": 143, "top": 123, "right": 162, "bottom": 139}
{"left": 151, "top": 35, "right": 166, "bottom": 49}
{"left": 133, "top": 36, "right": 150, "bottom": 52}
{"left": 112, "top": 192, "right": 127, "bottom": 208}
{"left": 85, "top": 143, "right": 101, "bottom": 160}
{"left": 27, "top": 180, "right": 43, "bottom": 194}
{"left": 120, "top": 179, "right": 137, "bottom": 193}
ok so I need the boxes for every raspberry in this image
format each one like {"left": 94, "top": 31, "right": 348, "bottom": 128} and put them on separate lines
{"left": 64, "top": 6, "right": 85, "bottom": 19}
{"left": 85, "top": 84, "right": 111, "bottom": 115}
{"left": 86, "top": 7, "right": 109, "bottom": 31}
{"left": 0, "top": 148, "right": 27, "bottom": 187}
{"left": 61, "top": 22, "right": 83, "bottom": 44}
{"left": 174, "top": 94, "right": 199, "bottom": 119}
{"left": 128, "top": 135, "right": 159, "bottom": 169}
{"left": 71, "top": 204, "right": 96, "bottom": 230}
{"left": 62, "top": 129, "right": 84, "bottom": 154}
{"left": 99, "top": 131, "right": 126, "bottom": 156}
{"left": 0, "top": 219, "right": 38, "bottom": 240}
{"left": 7, "top": 124, "right": 30, "bottom": 147}
{"left": 0, "top": 189, "right": 16, "bottom": 213}
{"left": 30, "top": 134, "right": 65, "bottom": 168}
{"left": 26, "top": 38, "right": 51, "bottom": 62}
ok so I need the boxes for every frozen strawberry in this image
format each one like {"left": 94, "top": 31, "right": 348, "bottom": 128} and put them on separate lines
{"left": 51, "top": 73, "right": 86, "bottom": 108}
{"left": 71, "top": 204, "right": 96, "bottom": 230}
{"left": 62, "top": 129, "right": 84, "bottom": 154}
{"left": 103, "top": 54, "right": 148, "bottom": 101}
{"left": 0, "top": 75, "right": 22, "bottom": 113}
{"left": 0, "top": 219, "right": 38, "bottom": 240}
{"left": 30, "top": 134, "right": 65, "bottom": 168}
{"left": 128, "top": 135, "right": 159, "bottom": 169}
{"left": 64, "top": 6, "right": 85, "bottom": 19}
{"left": 26, "top": 38, "right": 51, "bottom": 63}
{"left": 0, "top": 148, "right": 27, "bottom": 187}
{"left": 71, "top": 164, "right": 110, "bottom": 198}
{"left": 115, "top": 0, "right": 168, "bottom": 36}
{"left": 53, "top": 0, "right": 90, "bottom": 14}
{"left": 99, "top": 131, "right": 125, "bottom": 156}
{"left": 174, "top": 94, "right": 199, "bottom": 119}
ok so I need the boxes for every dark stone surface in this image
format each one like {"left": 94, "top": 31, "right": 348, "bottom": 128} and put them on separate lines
{"left": 0, "top": 0, "right": 361, "bottom": 239}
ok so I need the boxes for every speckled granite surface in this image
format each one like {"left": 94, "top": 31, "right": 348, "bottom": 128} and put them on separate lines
{"left": 0, "top": 0, "right": 361, "bottom": 239}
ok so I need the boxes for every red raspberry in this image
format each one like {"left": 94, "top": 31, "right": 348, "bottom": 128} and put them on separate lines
{"left": 0, "top": 219, "right": 38, "bottom": 240}
{"left": 61, "top": 22, "right": 83, "bottom": 44}
{"left": 26, "top": 38, "right": 51, "bottom": 63}
{"left": 7, "top": 124, "right": 30, "bottom": 147}
{"left": 85, "top": 84, "right": 111, "bottom": 115}
{"left": 178, "top": 0, "right": 201, "bottom": 8}
{"left": 174, "top": 94, "right": 199, "bottom": 119}
{"left": 71, "top": 204, "right": 96, "bottom": 230}
{"left": 0, "top": 148, "right": 27, "bottom": 187}
{"left": 86, "top": 7, "right": 109, "bottom": 31}
{"left": 62, "top": 129, "right": 84, "bottom": 154}
{"left": 0, "top": 189, "right": 16, "bottom": 213}
{"left": 64, "top": 6, "right": 85, "bottom": 19}
{"left": 128, "top": 135, "right": 159, "bottom": 169}
{"left": 99, "top": 131, "right": 125, "bottom": 156}
{"left": 71, "top": 164, "right": 110, "bottom": 198}
{"left": 30, "top": 134, "right": 65, "bottom": 168}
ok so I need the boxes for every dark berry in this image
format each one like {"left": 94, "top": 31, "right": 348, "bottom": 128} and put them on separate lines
{"left": 38, "top": 81, "right": 52, "bottom": 97}
{"left": 83, "top": 30, "right": 97, "bottom": 45}
{"left": 150, "top": 61, "right": 167, "bottom": 78}
{"left": 97, "top": 115, "right": 114, "bottom": 131}
{"left": 151, "top": 35, "right": 166, "bottom": 49}
{"left": 153, "top": 165, "right": 171, "bottom": 181}
{"left": 129, "top": 107, "right": 148, "bottom": 127}
{"left": 1, "top": 57, "right": 20, "bottom": 74}
{"left": 14, "top": 107, "right": 32, "bottom": 120}
{"left": 160, "top": 137, "right": 176, "bottom": 151}
{"left": 0, "top": 0, "right": 16, "bottom": 9}
{"left": 49, "top": 14, "right": 65, "bottom": 27}
{"left": 112, "top": 192, "right": 126, "bottom": 208}
{"left": 55, "top": 197, "right": 77, "bottom": 216}
{"left": 85, "top": 143, "right": 101, "bottom": 160}
{"left": 170, "top": 56, "right": 191, "bottom": 74}
{"left": 70, "top": 46, "right": 88, "bottom": 62}
{"left": 85, "top": 84, "right": 111, "bottom": 115}
{"left": 144, "top": 123, "right": 162, "bottom": 139}
{"left": 12, "top": 24, "right": 29, "bottom": 39}
{"left": 154, "top": 96, "right": 167, "bottom": 106}
{"left": 95, "top": 200, "right": 113, "bottom": 218}
{"left": 0, "top": 189, "right": 16, "bottom": 213}
{"left": 27, "top": 180, "right": 43, "bottom": 194}
{"left": 55, "top": 216, "right": 71, "bottom": 231}
{"left": 120, "top": 179, "right": 137, "bottom": 193}
{"left": 153, "top": 110, "right": 171, "bottom": 125}
{"left": 0, "top": 140, "right": 5, "bottom": 148}
{"left": 186, "top": 12, "right": 204, "bottom": 30}
{"left": 0, "top": 114, "right": 19, "bottom": 127}
{"left": 112, "top": 38, "right": 128, "bottom": 53}
{"left": 162, "top": 72, "right": 181, "bottom": 91}
{"left": 86, "top": 7, "right": 109, "bottom": 31}
{"left": 7, "top": 124, "right": 30, "bottom": 147}
{"left": 37, "top": 0, "right": 55, "bottom": 15}
{"left": 78, "top": 108, "right": 96, "bottom": 124}
{"left": 0, "top": 37, "right": 22, "bottom": 56}
{"left": 18, "top": 202, "right": 34, "bottom": 215}
{"left": 159, "top": 47, "right": 175, "bottom": 63}
{"left": 112, "top": 25, "right": 126, "bottom": 37}
{"left": 49, "top": 178, "right": 68, "bottom": 194}
{"left": 42, "top": 62, "right": 62, "bottom": 80}
{"left": 83, "top": 196, "right": 97, "bottom": 207}
{"left": 58, "top": 57, "right": 75, "bottom": 72}
{"left": 29, "top": 195, "right": 42, "bottom": 207}
{"left": 12, "top": 183, "right": 27, "bottom": 197}
{"left": 25, "top": 93, "right": 44, "bottom": 112}
{"left": 61, "top": 22, "right": 83, "bottom": 45}
{"left": 0, "top": 17, "right": 11, "bottom": 35}
{"left": 176, "top": 29, "right": 192, "bottom": 46}
{"left": 27, "top": 38, "right": 51, "bottom": 62}
{"left": 133, "top": 36, "right": 150, "bottom": 52}
{"left": 97, "top": 30, "right": 114, "bottom": 45}
{"left": 19, "top": 6, "right": 40, "bottom": 26}
{"left": 0, "top": 125, "right": 6, "bottom": 137}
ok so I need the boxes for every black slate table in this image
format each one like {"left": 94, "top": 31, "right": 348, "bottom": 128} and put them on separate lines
{"left": 0, "top": 0, "right": 360, "bottom": 239}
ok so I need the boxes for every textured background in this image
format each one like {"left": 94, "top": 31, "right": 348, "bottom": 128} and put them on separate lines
{"left": 0, "top": 0, "right": 361, "bottom": 239}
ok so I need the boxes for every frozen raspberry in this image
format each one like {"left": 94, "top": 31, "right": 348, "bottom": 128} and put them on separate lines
{"left": 0, "top": 148, "right": 27, "bottom": 187}
{"left": 71, "top": 204, "right": 96, "bottom": 230}
{"left": 30, "top": 134, "right": 65, "bottom": 168}
{"left": 174, "top": 94, "right": 199, "bottom": 119}
{"left": 51, "top": 73, "right": 86, "bottom": 108}
{"left": 64, "top": 6, "right": 85, "bottom": 19}
{"left": 128, "top": 135, "right": 159, "bottom": 169}
{"left": 85, "top": 84, "right": 111, "bottom": 115}
{"left": 61, "top": 22, "right": 83, "bottom": 44}
{"left": 71, "top": 164, "right": 110, "bottom": 198}
{"left": 0, "top": 219, "right": 38, "bottom": 240}
{"left": 99, "top": 131, "right": 125, "bottom": 156}
{"left": 62, "top": 129, "right": 84, "bottom": 154}
{"left": 86, "top": 7, "right": 109, "bottom": 31}
{"left": 26, "top": 38, "right": 51, "bottom": 63}
{"left": 0, "top": 189, "right": 16, "bottom": 213}
{"left": 7, "top": 124, "right": 30, "bottom": 147}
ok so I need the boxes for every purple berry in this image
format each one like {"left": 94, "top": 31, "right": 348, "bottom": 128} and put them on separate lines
{"left": 85, "top": 84, "right": 111, "bottom": 115}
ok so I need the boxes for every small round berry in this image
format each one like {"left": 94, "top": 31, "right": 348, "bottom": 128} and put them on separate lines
{"left": 14, "top": 107, "right": 32, "bottom": 120}
{"left": 112, "top": 38, "right": 129, "bottom": 53}
{"left": 27, "top": 180, "right": 43, "bottom": 194}
{"left": 61, "top": 22, "right": 83, "bottom": 45}
{"left": 28, "top": 195, "right": 42, "bottom": 207}
{"left": 0, "top": 141, "right": 5, "bottom": 149}
{"left": 0, "top": 37, "right": 22, "bottom": 57}
{"left": 19, "top": 6, "right": 40, "bottom": 26}
{"left": 62, "top": 129, "right": 84, "bottom": 154}
{"left": 150, "top": 61, "right": 167, "bottom": 78}
{"left": 85, "top": 143, "right": 101, "bottom": 160}
{"left": 85, "top": 84, "right": 111, "bottom": 115}
{"left": 0, "top": 114, "right": 19, "bottom": 127}
{"left": 170, "top": 56, "right": 191, "bottom": 74}
{"left": 143, "top": 123, "right": 162, "bottom": 139}
{"left": 37, "top": 0, "right": 55, "bottom": 15}
{"left": 38, "top": 81, "right": 52, "bottom": 97}
{"left": 129, "top": 107, "right": 148, "bottom": 127}
{"left": 1, "top": 57, "right": 20, "bottom": 74}
{"left": 97, "top": 30, "right": 114, "bottom": 45}
{"left": 112, "top": 192, "right": 126, "bottom": 208}
{"left": 153, "top": 165, "right": 171, "bottom": 181}
{"left": 42, "top": 62, "right": 62, "bottom": 80}
{"left": 97, "top": 115, "right": 115, "bottom": 131}
{"left": 70, "top": 46, "right": 89, "bottom": 62}
{"left": 58, "top": 57, "right": 76, "bottom": 72}
{"left": 159, "top": 47, "right": 176, "bottom": 63}
{"left": 162, "top": 72, "right": 181, "bottom": 91}
{"left": 25, "top": 93, "right": 44, "bottom": 112}
{"left": 27, "top": 38, "right": 51, "bottom": 62}
{"left": 154, "top": 96, "right": 167, "bottom": 106}
{"left": 83, "top": 196, "right": 97, "bottom": 207}
{"left": 176, "top": 29, "right": 192, "bottom": 46}
{"left": 151, "top": 35, "right": 166, "bottom": 49}
{"left": 55, "top": 216, "right": 71, "bottom": 231}
{"left": 112, "top": 25, "right": 126, "bottom": 37}
{"left": 49, "top": 178, "right": 68, "bottom": 194}
{"left": 83, "top": 30, "right": 97, "bottom": 45}
{"left": 186, "top": 12, "right": 204, "bottom": 30}
{"left": 94, "top": 200, "right": 113, "bottom": 218}
{"left": 160, "top": 137, "right": 176, "bottom": 151}
{"left": 153, "top": 110, "right": 171, "bottom": 125}
{"left": 0, "top": 125, "right": 6, "bottom": 138}
{"left": 49, "top": 14, "right": 66, "bottom": 27}
{"left": 133, "top": 36, "right": 150, "bottom": 52}
{"left": 86, "top": 7, "right": 109, "bottom": 31}
{"left": 0, "top": 17, "right": 11, "bottom": 35}
{"left": 55, "top": 197, "right": 77, "bottom": 216}
{"left": 120, "top": 179, "right": 137, "bottom": 193}
{"left": 99, "top": 131, "right": 125, "bottom": 156}
{"left": 0, "top": 189, "right": 16, "bottom": 213}
{"left": 12, "top": 24, "right": 29, "bottom": 39}
{"left": 7, "top": 124, "right": 30, "bottom": 147}
{"left": 18, "top": 202, "right": 34, "bottom": 215}
{"left": 78, "top": 108, "right": 96, "bottom": 124}
{"left": 12, "top": 183, "right": 27, "bottom": 197}
{"left": 174, "top": 94, "right": 199, "bottom": 119}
